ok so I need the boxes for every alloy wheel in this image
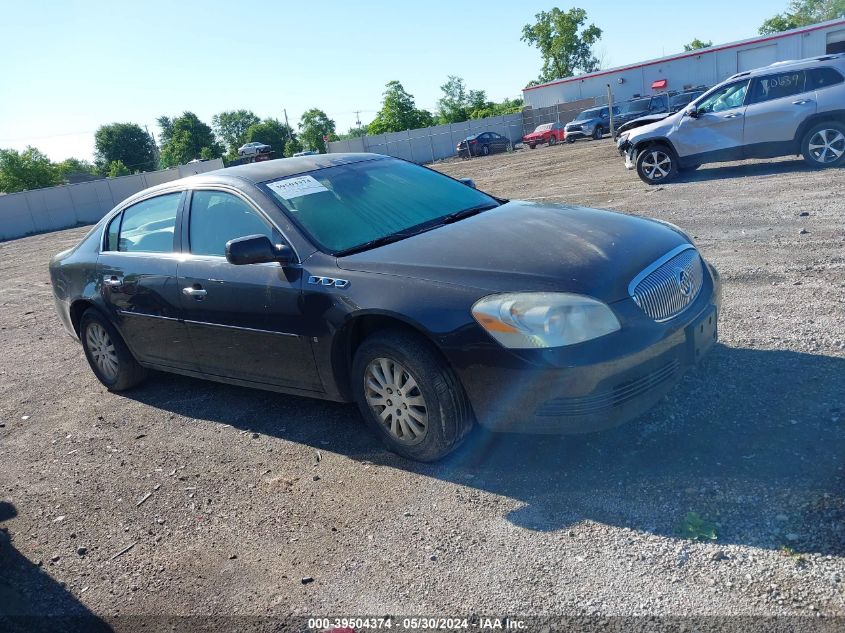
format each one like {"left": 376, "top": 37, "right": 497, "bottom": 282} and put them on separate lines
{"left": 86, "top": 322, "right": 119, "bottom": 381}
{"left": 641, "top": 150, "right": 672, "bottom": 180}
{"left": 364, "top": 357, "right": 428, "bottom": 445}
{"left": 808, "top": 129, "right": 845, "bottom": 164}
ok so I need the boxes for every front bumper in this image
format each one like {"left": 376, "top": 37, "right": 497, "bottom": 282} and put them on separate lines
{"left": 452, "top": 265, "right": 721, "bottom": 433}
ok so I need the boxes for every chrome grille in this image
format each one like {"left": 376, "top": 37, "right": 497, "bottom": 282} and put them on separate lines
{"left": 629, "top": 245, "right": 703, "bottom": 321}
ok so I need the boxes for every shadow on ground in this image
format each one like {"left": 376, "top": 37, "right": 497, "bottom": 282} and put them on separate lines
{"left": 125, "top": 344, "right": 845, "bottom": 556}
{"left": 676, "top": 158, "right": 840, "bottom": 183}
{"left": 0, "top": 501, "right": 112, "bottom": 632}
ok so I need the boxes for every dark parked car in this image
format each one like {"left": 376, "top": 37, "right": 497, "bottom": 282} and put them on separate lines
{"left": 522, "top": 122, "right": 566, "bottom": 148}
{"left": 614, "top": 89, "right": 708, "bottom": 139}
{"left": 564, "top": 106, "right": 619, "bottom": 141}
{"left": 49, "top": 154, "right": 721, "bottom": 462}
{"left": 456, "top": 132, "right": 512, "bottom": 157}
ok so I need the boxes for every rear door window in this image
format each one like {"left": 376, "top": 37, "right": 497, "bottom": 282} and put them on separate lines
{"left": 806, "top": 67, "right": 844, "bottom": 89}
{"left": 117, "top": 192, "right": 182, "bottom": 253}
{"left": 749, "top": 70, "right": 806, "bottom": 104}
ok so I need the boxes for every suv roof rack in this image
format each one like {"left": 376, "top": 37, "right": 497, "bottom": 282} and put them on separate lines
{"left": 815, "top": 54, "right": 842, "bottom": 61}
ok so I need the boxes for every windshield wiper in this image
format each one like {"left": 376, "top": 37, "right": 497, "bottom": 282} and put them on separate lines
{"left": 336, "top": 202, "right": 500, "bottom": 257}
{"left": 335, "top": 225, "right": 436, "bottom": 256}
{"left": 440, "top": 202, "right": 500, "bottom": 224}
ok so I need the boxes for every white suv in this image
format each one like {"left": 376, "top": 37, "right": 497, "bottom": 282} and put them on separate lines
{"left": 617, "top": 54, "right": 845, "bottom": 184}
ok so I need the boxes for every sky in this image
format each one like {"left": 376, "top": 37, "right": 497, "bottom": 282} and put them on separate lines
{"left": 0, "top": 0, "right": 781, "bottom": 162}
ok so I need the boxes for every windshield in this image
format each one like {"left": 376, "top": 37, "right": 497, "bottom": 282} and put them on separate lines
{"left": 574, "top": 108, "right": 601, "bottom": 121}
{"left": 670, "top": 92, "right": 703, "bottom": 109}
{"left": 533, "top": 123, "right": 553, "bottom": 132}
{"left": 263, "top": 158, "right": 499, "bottom": 254}
{"left": 619, "top": 98, "right": 651, "bottom": 114}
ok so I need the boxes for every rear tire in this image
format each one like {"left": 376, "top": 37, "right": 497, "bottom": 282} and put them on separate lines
{"left": 592, "top": 126, "right": 603, "bottom": 140}
{"left": 635, "top": 144, "right": 678, "bottom": 185}
{"left": 80, "top": 309, "right": 147, "bottom": 391}
{"left": 352, "top": 330, "right": 473, "bottom": 462}
{"left": 801, "top": 121, "right": 845, "bottom": 168}
{"left": 481, "top": 145, "right": 490, "bottom": 156}
{"left": 548, "top": 136, "right": 557, "bottom": 146}
{"left": 529, "top": 144, "right": 536, "bottom": 149}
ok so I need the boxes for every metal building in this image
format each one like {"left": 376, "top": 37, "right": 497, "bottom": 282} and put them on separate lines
{"left": 523, "top": 18, "right": 845, "bottom": 109}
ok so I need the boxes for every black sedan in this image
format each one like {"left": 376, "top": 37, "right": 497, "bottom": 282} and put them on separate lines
{"left": 49, "top": 154, "right": 721, "bottom": 461}
{"left": 456, "top": 132, "right": 512, "bottom": 158}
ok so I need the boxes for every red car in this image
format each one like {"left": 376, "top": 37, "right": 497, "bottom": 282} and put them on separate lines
{"left": 522, "top": 122, "right": 565, "bottom": 149}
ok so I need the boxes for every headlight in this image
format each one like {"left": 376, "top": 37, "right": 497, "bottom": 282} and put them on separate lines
{"left": 471, "top": 292, "right": 621, "bottom": 349}
{"left": 617, "top": 132, "right": 629, "bottom": 146}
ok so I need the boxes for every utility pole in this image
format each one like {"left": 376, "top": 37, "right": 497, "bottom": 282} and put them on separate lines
{"left": 606, "top": 84, "right": 616, "bottom": 139}
{"left": 354, "top": 110, "right": 362, "bottom": 128}
{"left": 283, "top": 109, "right": 291, "bottom": 140}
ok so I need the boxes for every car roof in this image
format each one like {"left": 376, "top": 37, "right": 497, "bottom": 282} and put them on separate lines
{"left": 726, "top": 53, "right": 845, "bottom": 81}
{"left": 114, "top": 153, "right": 388, "bottom": 208}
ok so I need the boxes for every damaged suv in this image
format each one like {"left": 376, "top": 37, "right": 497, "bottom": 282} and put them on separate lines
{"left": 617, "top": 55, "right": 845, "bottom": 184}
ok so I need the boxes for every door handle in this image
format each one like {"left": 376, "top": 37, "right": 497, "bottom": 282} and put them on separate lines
{"left": 102, "top": 275, "right": 123, "bottom": 288}
{"left": 723, "top": 113, "right": 743, "bottom": 119}
{"left": 792, "top": 99, "right": 814, "bottom": 105}
{"left": 182, "top": 286, "right": 207, "bottom": 300}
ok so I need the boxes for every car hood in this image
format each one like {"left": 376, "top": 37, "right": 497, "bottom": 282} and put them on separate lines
{"left": 336, "top": 201, "right": 689, "bottom": 302}
{"left": 620, "top": 112, "right": 670, "bottom": 131}
{"left": 626, "top": 110, "right": 684, "bottom": 142}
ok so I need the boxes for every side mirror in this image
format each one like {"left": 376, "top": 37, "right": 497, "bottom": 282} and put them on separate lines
{"left": 225, "top": 235, "right": 293, "bottom": 266}
{"left": 686, "top": 107, "right": 700, "bottom": 119}
{"left": 458, "top": 178, "right": 477, "bottom": 189}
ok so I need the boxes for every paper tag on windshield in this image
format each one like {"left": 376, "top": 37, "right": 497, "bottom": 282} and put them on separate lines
{"left": 267, "top": 175, "right": 328, "bottom": 200}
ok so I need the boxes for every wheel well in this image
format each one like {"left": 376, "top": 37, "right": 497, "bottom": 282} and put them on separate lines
{"left": 794, "top": 110, "right": 845, "bottom": 147}
{"left": 69, "top": 299, "right": 97, "bottom": 336}
{"left": 331, "top": 314, "right": 441, "bottom": 400}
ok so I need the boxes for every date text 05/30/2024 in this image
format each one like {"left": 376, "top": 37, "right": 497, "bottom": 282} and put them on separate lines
{"left": 308, "top": 617, "right": 527, "bottom": 630}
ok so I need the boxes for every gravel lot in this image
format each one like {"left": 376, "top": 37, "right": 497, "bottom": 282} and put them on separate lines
{"left": 1, "top": 140, "right": 843, "bottom": 627}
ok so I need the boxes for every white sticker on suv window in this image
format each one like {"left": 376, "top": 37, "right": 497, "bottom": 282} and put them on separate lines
{"left": 266, "top": 175, "right": 329, "bottom": 200}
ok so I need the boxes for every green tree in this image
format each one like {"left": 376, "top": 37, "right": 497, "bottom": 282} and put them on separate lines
{"left": 368, "top": 81, "right": 434, "bottom": 134}
{"left": 211, "top": 109, "right": 261, "bottom": 156}
{"left": 94, "top": 123, "right": 157, "bottom": 173}
{"left": 106, "top": 160, "right": 131, "bottom": 178}
{"left": 284, "top": 138, "right": 303, "bottom": 157}
{"left": 157, "top": 112, "right": 223, "bottom": 168}
{"left": 55, "top": 157, "right": 97, "bottom": 182}
{"left": 298, "top": 108, "right": 336, "bottom": 153}
{"left": 684, "top": 38, "right": 713, "bottom": 51}
{"left": 521, "top": 7, "right": 603, "bottom": 83}
{"left": 760, "top": 0, "right": 844, "bottom": 33}
{"left": 244, "top": 118, "right": 294, "bottom": 156}
{"left": 0, "top": 147, "right": 59, "bottom": 193}
{"left": 437, "top": 76, "right": 470, "bottom": 123}
{"left": 336, "top": 125, "right": 368, "bottom": 140}
{"left": 469, "top": 97, "right": 524, "bottom": 120}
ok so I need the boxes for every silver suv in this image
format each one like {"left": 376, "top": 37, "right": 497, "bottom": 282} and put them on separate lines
{"left": 617, "top": 54, "right": 845, "bottom": 184}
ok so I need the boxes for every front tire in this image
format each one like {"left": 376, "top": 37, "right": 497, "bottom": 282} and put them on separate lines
{"left": 352, "top": 331, "right": 473, "bottom": 462}
{"left": 635, "top": 144, "right": 678, "bottom": 185}
{"left": 802, "top": 122, "right": 845, "bottom": 168}
{"left": 80, "top": 309, "right": 146, "bottom": 391}
{"left": 566, "top": 135, "right": 575, "bottom": 144}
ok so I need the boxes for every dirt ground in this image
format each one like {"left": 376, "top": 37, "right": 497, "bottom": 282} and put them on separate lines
{"left": 1, "top": 140, "right": 844, "bottom": 629}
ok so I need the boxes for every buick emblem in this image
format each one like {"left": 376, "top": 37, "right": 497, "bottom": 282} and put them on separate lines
{"left": 677, "top": 269, "right": 693, "bottom": 297}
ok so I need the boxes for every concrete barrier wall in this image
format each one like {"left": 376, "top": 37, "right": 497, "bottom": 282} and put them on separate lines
{"left": 327, "top": 113, "right": 524, "bottom": 164}
{"left": 0, "top": 159, "right": 223, "bottom": 241}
